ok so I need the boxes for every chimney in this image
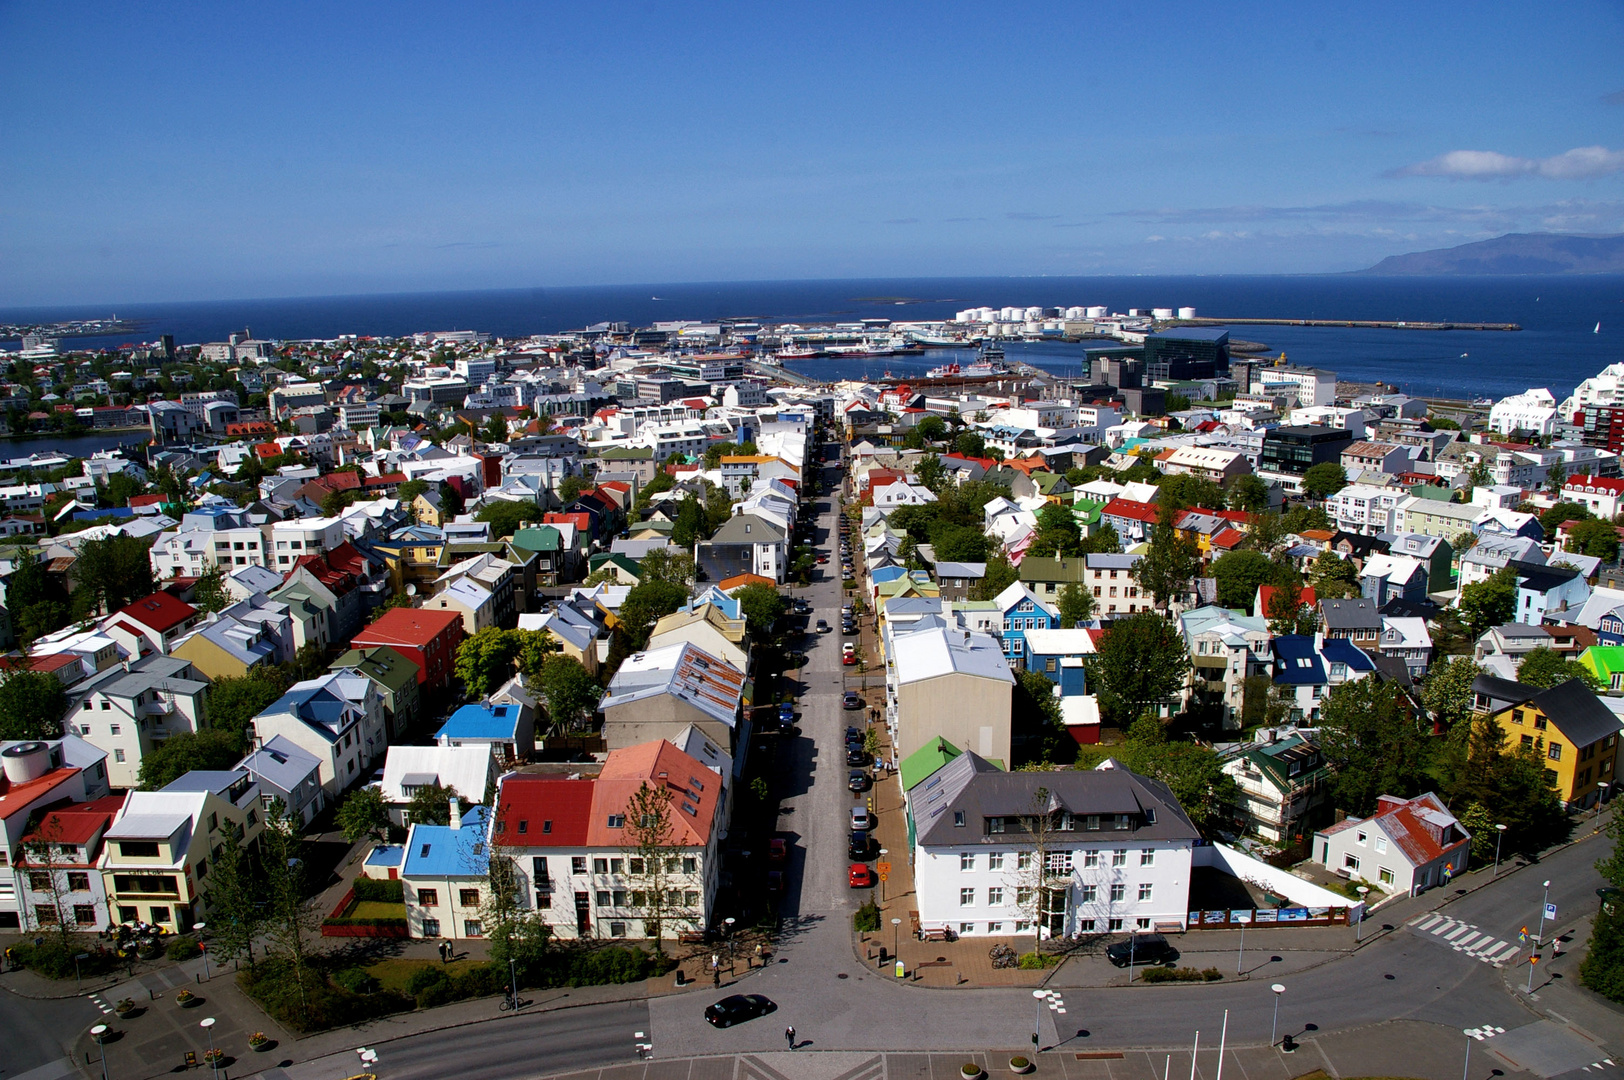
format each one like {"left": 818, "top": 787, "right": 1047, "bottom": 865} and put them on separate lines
{"left": 449, "top": 798, "right": 462, "bottom": 831}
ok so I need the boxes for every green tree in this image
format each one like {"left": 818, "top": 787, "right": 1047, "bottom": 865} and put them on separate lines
{"left": 1056, "top": 583, "right": 1094, "bottom": 628}
{"left": 1447, "top": 718, "right": 1568, "bottom": 856}
{"left": 622, "top": 781, "right": 688, "bottom": 949}
{"left": 616, "top": 579, "right": 688, "bottom": 647}
{"left": 1459, "top": 566, "right": 1518, "bottom": 636}
{"left": 336, "top": 785, "right": 391, "bottom": 844}
{"left": 191, "top": 565, "right": 230, "bottom": 614}
{"left": 1157, "top": 474, "right": 1225, "bottom": 514}
{"left": 7, "top": 551, "right": 51, "bottom": 612}
{"left": 537, "top": 654, "right": 602, "bottom": 733}
{"left": 1135, "top": 524, "right": 1200, "bottom": 609}
{"left": 1012, "top": 669, "right": 1067, "bottom": 766}
{"left": 16, "top": 601, "right": 70, "bottom": 646}
{"left": 208, "top": 668, "right": 293, "bottom": 742}
{"left": 953, "top": 431, "right": 986, "bottom": 458}
{"left": 455, "top": 626, "right": 522, "bottom": 697}
{"left": 915, "top": 453, "right": 946, "bottom": 492}
{"left": 1115, "top": 739, "right": 1238, "bottom": 832}
{"left": 438, "top": 480, "right": 465, "bottom": 518}
{"left": 1539, "top": 501, "right": 1591, "bottom": 535}
{"left": 1306, "top": 551, "right": 1359, "bottom": 600}
{"left": 670, "top": 496, "right": 708, "bottom": 548}
{"left": 1419, "top": 655, "right": 1482, "bottom": 735}
{"left": 1566, "top": 517, "right": 1621, "bottom": 561}
{"left": 971, "top": 549, "right": 1019, "bottom": 601}
{"left": 484, "top": 412, "right": 509, "bottom": 443}
{"left": 1301, "top": 462, "right": 1348, "bottom": 499}
{"left": 74, "top": 534, "right": 156, "bottom": 615}
{"left": 1316, "top": 678, "right": 1431, "bottom": 817}
{"left": 1515, "top": 646, "right": 1601, "bottom": 690}
{"left": 733, "top": 582, "right": 787, "bottom": 640}
{"left": 137, "top": 729, "right": 245, "bottom": 789}
{"left": 1227, "top": 474, "right": 1271, "bottom": 513}
{"left": 638, "top": 548, "right": 694, "bottom": 588}
{"left": 397, "top": 478, "right": 430, "bottom": 503}
{"left": 558, "top": 474, "right": 590, "bottom": 503}
{"left": 1088, "top": 613, "right": 1191, "bottom": 724}
{"left": 320, "top": 489, "right": 357, "bottom": 518}
{"left": 198, "top": 822, "right": 259, "bottom": 967}
{"left": 1464, "top": 460, "right": 1494, "bottom": 489}
{"left": 260, "top": 800, "right": 320, "bottom": 1022}
{"left": 475, "top": 499, "right": 536, "bottom": 539}
{"left": 1545, "top": 458, "right": 1567, "bottom": 493}
{"left": 932, "top": 524, "right": 988, "bottom": 562}
{"left": 0, "top": 669, "right": 68, "bottom": 741}
{"left": 1210, "top": 549, "right": 1278, "bottom": 611}
{"left": 406, "top": 782, "right": 470, "bottom": 827}
{"left": 1029, "top": 503, "right": 1082, "bottom": 559}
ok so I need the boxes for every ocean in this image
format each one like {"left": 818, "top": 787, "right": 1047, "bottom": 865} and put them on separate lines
{"left": 4, "top": 275, "right": 1622, "bottom": 402}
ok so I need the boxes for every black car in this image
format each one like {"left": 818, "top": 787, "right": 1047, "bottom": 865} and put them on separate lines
{"left": 1105, "top": 933, "right": 1177, "bottom": 967}
{"left": 845, "top": 725, "right": 862, "bottom": 742}
{"left": 848, "top": 829, "right": 870, "bottom": 859}
{"left": 848, "top": 769, "right": 871, "bottom": 792}
{"left": 846, "top": 746, "right": 868, "bottom": 767}
{"left": 704, "top": 993, "right": 778, "bottom": 1027}
{"left": 843, "top": 692, "right": 864, "bottom": 710}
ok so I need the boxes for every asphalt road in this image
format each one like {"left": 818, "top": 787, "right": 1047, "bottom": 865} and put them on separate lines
{"left": 377, "top": 999, "right": 650, "bottom": 1080}
{"left": 0, "top": 989, "right": 96, "bottom": 1080}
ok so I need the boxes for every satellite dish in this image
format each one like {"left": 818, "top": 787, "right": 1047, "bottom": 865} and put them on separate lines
{"left": 406, "top": 584, "right": 417, "bottom": 596}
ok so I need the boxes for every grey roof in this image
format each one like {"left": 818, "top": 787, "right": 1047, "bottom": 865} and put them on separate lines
{"left": 934, "top": 562, "right": 987, "bottom": 579}
{"left": 71, "top": 655, "right": 207, "bottom": 705}
{"left": 707, "top": 513, "right": 785, "bottom": 543}
{"left": 159, "top": 769, "right": 250, "bottom": 796}
{"left": 1472, "top": 673, "right": 1539, "bottom": 705}
{"left": 237, "top": 735, "right": 322, "bottom": 795}
{"left": 915, "top": 753, "right": 1200, "bottom": 848}
{"left": 1525, "top": 680, "right": 1624, "bottom": 748}
{"left": 1319, "top": 597, "right": 1381, "bottom": 630}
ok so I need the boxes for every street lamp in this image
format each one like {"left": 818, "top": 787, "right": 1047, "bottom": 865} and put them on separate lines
{"left": 724, "top": 917, "right": 736, "bottom": 973}
{"left": 1493, "top": 825, "right": 1507, "bottom": 876}
{"left": 891, "top": 917, "right": 901, "bottom": 965}
{"left": 74, "top": 952, "right": 90, "bottom": 992}
{"left": 1462, "top": 1029, "right": 1472, "bottom": 1080}
{"left": 507, "top": 956, "right": 518, "bottom": 1009}
{"left": 1270, "top": 983, "right": 1285, "bottom": 1046}
{"left": 90, "top": 1024, "right": 110, "bottom": 1080}
{"left": 1528, "top": 879, "right": 1551, "bottom": 994}
{"left": 193, "top": 923, "right": 209, "bottom": 980}
{"left": 199, "top": 1017, "right": 219, "bottom": 1080}
{"left": 1355, "top": 887, "right": 1369, "bottom": 942}
{"left": 1598, "top": 782, "right": 1611, "bottom": 819}
{"left": 1031, "top": 989, "right": 1064, "bottom": 1050}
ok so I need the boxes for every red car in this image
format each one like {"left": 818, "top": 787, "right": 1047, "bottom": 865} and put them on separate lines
{"left": 842, "top": 651, "right": 857, "bottom": 665}
{"left": 849, "top": 863, "right": 876, "bottom": 888}
{"left": 817, "top": 554, "right": 830, "bottom": 564}
{"left": 768, "top": 838, "right": 788, "bottom": 863}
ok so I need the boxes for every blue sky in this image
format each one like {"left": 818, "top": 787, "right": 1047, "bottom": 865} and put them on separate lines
{"left": 3, "top": 0, "right": 1622, "bottom": 305}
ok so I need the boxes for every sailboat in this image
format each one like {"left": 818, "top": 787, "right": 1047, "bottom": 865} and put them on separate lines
{"left": 1596, "top": 322, "right": 1602, "bottom": 334}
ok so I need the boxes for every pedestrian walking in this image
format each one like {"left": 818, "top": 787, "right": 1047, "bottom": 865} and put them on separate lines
{"left": 754, "top": 942, "right": 763, "bottom": 967}
{"left": 785, "top": 1026, "right": 797, "bottom": 1050}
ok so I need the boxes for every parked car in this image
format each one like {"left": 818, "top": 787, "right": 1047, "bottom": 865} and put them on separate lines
{"left": 845, "top": 725, "right": 862, "bottom": 743}
{"left": 766, "top": 869, "right": 784, "bottom": 893}
{"left": 848, "top": 863, "right": 876, "bottom": 888}
{"left": 817, "top": 554, "right": 829, "bottom": 564}
{"left": 848, "top": 830, "right": 870, "bottom": 859}
{"left": 843, "top": 691, "right": 864, "bottom": 710}
{"left": 850, "top": 806, "right": 873, "bottom": 831}
{"left": 1105, "top": 934, "right": 1178, "bottom": 967}
{"left": 705, "top": 994, "right": 778, "bottom": 1027}
{"left": 846, "top": 746, "right": 868, "bottom": 766}
{"left": 842, "top": 651, "right": 857, "bottom": 666}
{"left": 768, "top": 837, "right": 788, "bottom": 863}
{"left": 848, "top": 769, "right": 870, "bottom": 792}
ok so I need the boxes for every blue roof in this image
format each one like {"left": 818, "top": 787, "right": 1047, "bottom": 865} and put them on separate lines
{"left": 73, "top": 507, "right": 134, "bottom": 520}
{"left": 870, "top": 566, "right": 908, "bottom": 585}
{"left": 438, "top": 702, "right": 521, "bottom": 740}
{"left": 402, "top": 806, "right": 490, "bottom": 878}
{"left": 365, "top": 845, "right": 404, "bottom": 868}
{"left": 1321, "top": 638, "right": 1377, "bottom": 671}
{"left": 1272, "top": 635, "right": 1326, "bottom": 685}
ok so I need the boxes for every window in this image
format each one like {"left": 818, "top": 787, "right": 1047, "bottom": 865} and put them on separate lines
{"left": 417, "top": 889, "right": 439, "bottom": 907}
{"left": 988, "top": 852, "right": 1005, "bottom": 870}
{"left": 988, "top": 921, "right": 1004, "bottom": 933}
{"left": 1114, "top": 815, "right": 1130, "bottom": 831}
{"left": 1356, "top": 831, "right": 1367, "bottom": 846}
{"left": 988, "top": 817, "right": 1005, "bottom": 833}
{"left": 1138, "top": 883, "right": 1153, "bottom": 902}
{"left": 117, "top": 841, "right": 159, "bottom": 858}
{"left": 68, "top": 872, "right": 90, "bottom": 891}
{"left": 1017, "top": 852, "right": 1032, "bottom": 870}
{"left": 684, "top": 890, "right": 699, "bottom": 906}
{"left": 118, "top": 906, "right": 139, "bottom": 923}
{"left": 572, "top": 857, "right": 587, "bottom": 874}
{"left": 612, "top": 890, "right": 628, "bottom": 906}
{"left": 109, "top": 724, "right": 121, "bottom": 736}
{"left": 422, "top": 918, "right": 440, "bottom": 937}
{"left": 960, "top": 853, "right": 975, "bottom": 871}
{"left": 959, "top": 888, "right": 975, "bottom": 906}
{"left": 536, "top": 893, "right": 552, "bottom": 909}
{"left": 114, "top": 749, "right": 125, "bottom": 763}
{"left": 592, "top": 858, "right": 608, "bottom": 873}
{"left": 1083, "top": 850, "right": 1099, "bottom": 868}
{"left": 609, "top": 858, "right": 624, "bottom": 874}
{"left": 953, "top": 811, "right": 966, "bottom": 827}
{"left": 988, "top": 887, "right": 1004, "bottom": 905}
{"left": 1548, "top": 742, "right": 1563, "bottom": 761}
{"left": 1079, "top": 884, "right": 1097, "bottom": 903}
{"left": 1139, "top": 849, "right": 1155, "bottom": 867}
{"left": 1016, "top": 920, "right": 1032, "bottom": 932}
{"left": 1375, "top": 837, "right": 1387, "bottom": 854}
{"left": 1379, "top": 867, "right": 1395, "bottom": 886}
{"left": 595, "top": 891, "right": 611, "bottom": 906}
{"left": 1111, "top": 850, "right": 1127, "bottom": 868}
{"left": 1077, "top": 918, "right": 1096, "bottom": 932}
{"left": 1108, "top": 917, "right": 1123, "bottom": 931}
{"left": 683, "top": 857, "right": 697, "bottom": 873}
{"left": 1343, "top": 854, "right": 1360, "bottom": 872}
{"left": 1046, "top": 851, "right": 1072, "bottom": 873}
{"left": 1016, "top": 886, "right": 1034, "bottom": 906}
{"left": 607, "top": 814, "right": 625, "bottom": 829}
{"left": 1085, "top": 814, "right": 1100, "bottom": 831}
{"left": 629, "top": 858, "right": 644, "bottom": 874}
{"left": 1136, "top": 918, "right": 1151, "bottom": 930}
{"left": 74, "top": 904, "right": 96, "bottom": 925}
{"left": 459, "top": 889, "right": 480, "bottom": 907}
{"left": 1110, "top": 883, "right": 1126, "bottom": 902}
{"left": 27, "top": 872, "right": 50, "bottom": 891}
{"left": 464, "top": 919, "right": 483, "bottom": 937}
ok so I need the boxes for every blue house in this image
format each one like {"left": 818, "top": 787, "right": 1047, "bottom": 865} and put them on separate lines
{"left": 1597, "top": 604, "right": 1624, "bottom": 647}
{"left": 994, "top": 582, "right": 1059, "bottom": 670}
{"left": 1272, "top": 634, "right": 1377, "bottom": 723}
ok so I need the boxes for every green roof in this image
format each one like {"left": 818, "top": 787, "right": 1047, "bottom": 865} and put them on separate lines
{"left": 333, "top": 645, "right": 420, "bottom": 692}
{"left": 1031, "top": 472, "right": 1068, "bottom": 494}
{"left": 599, "top": 446, "right": 654, "bottom": 460}
{"left": 512, "top": 526, "right": 563, "bottom": 553}
{"left": 1579, "top": 645, "right": 1624, "bottom": 679}
{"left": 900, "top": 737, "right": 962, "bottom": 792}
{"left": 1236, "top": 734, "right": 1327, "bottom": 794}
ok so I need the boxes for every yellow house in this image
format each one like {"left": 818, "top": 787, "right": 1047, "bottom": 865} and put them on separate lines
{"left": 1486, "top": 680, "right": 1622, "bottom": 809}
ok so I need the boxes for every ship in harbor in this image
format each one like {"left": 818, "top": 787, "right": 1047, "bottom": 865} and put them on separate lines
{"left": 925, "top": 357, "right": 1010, "bottom": 379}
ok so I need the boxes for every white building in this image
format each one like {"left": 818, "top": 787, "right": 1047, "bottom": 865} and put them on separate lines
{"left": 65, "top": 656, "right": 211, "bottom": 789}
{"left": 1489, "top": 389, "right": 1559, "bottom": 436}
{"left": 1561, "top": 474, "right": 1624, "bottom": 520}
{"left": 269, "top": 517, "right": 346, "bottom": 569}
{"left": 1326, "top": 484, "right": 1405, "bottom": 536}
{"left": 910, "top": 755, "right": 1198, "bottom": 940}
{"left": 1313, "top": 792, "right": 1468, "bottom": 897}
{"left": 250, "top": 670, "right": 387, "bottom": 797}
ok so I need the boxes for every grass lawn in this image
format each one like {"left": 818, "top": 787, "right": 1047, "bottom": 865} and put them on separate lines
{"left": 364, "top": 956, "right": 477, "bottom": 995}
{"left": 350, "top": 901, "right": 407, "bottom": 920}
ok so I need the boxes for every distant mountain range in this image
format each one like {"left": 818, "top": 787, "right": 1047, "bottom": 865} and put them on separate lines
{"left": 1355, "top": 232, "right": 1624, "bottom": 275}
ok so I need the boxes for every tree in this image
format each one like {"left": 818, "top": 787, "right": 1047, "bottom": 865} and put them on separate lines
{"left": 1301, "top": 462, "right": 1348, "bottom": 499}
{"left": 1419, "top": 655, "right": 1482, "bottom": 736}
{"left": 455, "top": 627, "right": 522, "bottom": 697}
{"left": 0, "top": 669, "right": 68, "bottom": 741}
{"left": 1315, "top": 678, "right": 1431, "bottom": 817}
{"left": 1210, "top": 549, "right": 1278, "bottom": 611}
{"left": 397, "top": 478, "right": 430, "bottom": 503}
{"left": 537, "top": 655, "right": 602, "bottom": 733}
{"left": 1029, "top": 503, "right": 1082, "bottom": 559}
{"left": 915, "top": 453, "right": 946, "bottom": 493}
{"left": 475, "top": 500, "right": 535, "bottom": 539}
{"left": 1446, "top": 718, "right": 1568, "bottom": 856}
{"left": 1306, "top": 551, "right": 1359, "bottom": 600}
{"left": 733, "top": 582, "right": 787, "bottom": 640}
{"left": 954, "top": 431, "right": 985, "bottom": 458}
{"left": 1227, "top": 474, "right": 1271, "bottom": 514}
{"left": 638, "top": 548, "right": 694, "bottom": 588}
{"left": 191, "top": 565, "right": 230, "bottom": 614}
{"left": 1266, "top": 584, "right": 1315, "bottom": 637}
{"left": 670, "top": 496, "right": 708, "bottom": 547}
{"left": 971, "top": 549, "right": 1019, "bottom": 601}
{"left": 1012, "top": 669, "right": 1067, "bottom": 766}
{"left": 74, "top": 534, "right": 155, "bottom": 615}
{"left": 1515, "top": 647, "right": 1601, "bottom": 690}
{"left": 1545, "top": 458, "right": 1567, "bottom": 493}
{"left": 406, "top": 782, "right": 469, "bottom": 827}
{"left": 558, "top": 474, "right": 589, "bottom": 503}
{"left": 320, "top": 489, "right": 357, "bottom": 518}
{"left": 932, "top": 524, "right": 988, "bottom": 563}
{"left": 484, "top": 412, "right": 509, "bottom": 444}
{"left": 138, "top": 729, "right": 244, "bottom": 789}
{"left": 336, "top": 786, "right": 390, "bottom": 844}
{"left": 617, "top": 579, "right": 688, "bottom": 647}
{"left": 1088, "top": 613, "right": 1191, "bottom": 725}
{"left": 1157, "top": 474, "right": 1225, "bottom": 514}
{"left": 917, "top": 415, "right": 947, "bottom": 443}
{"left": 1567, "top": 517, "right": 1621, "bottom": 561}
{"left": 19, "top": 813, "right": 81, "bottom": 945}
{"left": 208, "top": 668, "right": 293, "bottom": 741}
{"left": 1056, "top": 583, "right": 1094, "bottom": 628}
{"left": 1007, "top": 786, "right": 1071, "bottom": 939}
{"left": 199, "top": 822, "right": 260, "bottom": 967}
{"left": 1115, "top": 739, "right": 1238, "bottom": 832}
{"left": 1136, "top": 524, "right": 1200, "bottom": 609}
{"left": 1080, "top": 522, "right": 1121, "bottom": 555}
{"left": 1464, "top": 460, "right": 1494, "bottom": 489}
{"left": 7, "top": 551, "right": 50, "bottom": 612}
{"left": 1459, "top": 565, "right": 1518, "bottom": 636}
{"left": 260, "top": 800, "right": 320, "bottom": 1022}
{"left": 1539, "top": 501, "right": 1592, "bottom": 535}
{"left": 622, "top": 781, "right": 687, "bottom": 949}
{"left": 438, "top": 480, "right": 466, "bottom": 518}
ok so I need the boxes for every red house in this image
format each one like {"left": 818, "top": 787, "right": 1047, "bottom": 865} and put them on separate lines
{"left": 351, "top": 608, "right": 465, "bottom": 692}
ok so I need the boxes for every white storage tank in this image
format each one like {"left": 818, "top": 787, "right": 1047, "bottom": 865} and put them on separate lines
{"left": 1086, "top": 306, "right": 1107, "bottom": 319}
{"left": 2, "top": 741, "right": 52, "bottom": 784}
{"left": 1024, "top": 306, "right": 1044, "bottom": 321}
{"left": 1064, "top": 306, "right": 1087, "bottom": 320}
{"left": 1152, "top": 308, "right": 1174, "bottom": 320}
{"left": 1128, "top": 309, "right": 1143, "bottom": 317}
{"left": 1178, "top": 307, "right": 1197, "bottom": 320}
{"left": 1000, "top": 307, "right": 1024, "bottom": 322}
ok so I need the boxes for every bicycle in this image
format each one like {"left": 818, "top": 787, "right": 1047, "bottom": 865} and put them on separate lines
{"left": 499, "top": 994, "right": 517, "bottom": 1012}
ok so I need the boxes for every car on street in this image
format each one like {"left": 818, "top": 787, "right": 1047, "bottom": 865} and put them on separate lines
{"left": 816, "top": 619, "right": 830, "bottom": 633}
{"left": 766, "top": 869, "right": 784, "bottom": 893}
{"left": 848, "top": 829, "right": 869, "bottom": 859}
{"left": 845, "top": 724, "right": 862, "bottom": 742}
{"left": 817, "top": 554, "right": 829, "bottom": 564}
{"left": 1105, "top": 933, "right": 1178, "bottom": 967}
{"left": 848, "top": 769, "right": 870, "bottom": 792}
{"left": 842, "top": 623, "right": 857, "bottom": 636}
{"left": 843, "top": 690, "right": 864, "bottom": 710}
{"left": 848, "top": 863, "right": 876, "bottom": 888}
{"left": 769, "top": 838, "right": 788, "bottom": 862}
{"left": 705, "top": 994, "right": 778, "bottom": 1027}
{"left": 850, "top": 806, "right": 873, "bottom": 831}
{"left": 846, "top": 746, "right": 868, "bottom": 766}
{"left": 842, "top": 652, "right": 856, "bottom": 666}
{"left": 793, "top": 600, "right": 812, "bottom": 615}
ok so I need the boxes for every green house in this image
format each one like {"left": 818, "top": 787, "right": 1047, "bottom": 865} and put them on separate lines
{"left": 1579, "top": 645, "right": 1624, "bottom": 691}
{"left": 333, "top": 645, "right": 423, "bottom": 739}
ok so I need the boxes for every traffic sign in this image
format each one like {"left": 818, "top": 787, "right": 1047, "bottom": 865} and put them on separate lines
{"left": 1544, "top": 902, "right": 1557, "bottom": 921}
{"left": 876, "top": 862, "right": 891, "bottom": 874}
{"left": 879, "top": 872, "right": 888, "bottom": 882}
{"left": 1518, "top": 927, "right": 1528, "bottom": 944}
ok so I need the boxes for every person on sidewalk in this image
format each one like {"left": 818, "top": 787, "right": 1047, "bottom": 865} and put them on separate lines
{"left": 785, "top": 1026, "right": 796, "bottom": 1050}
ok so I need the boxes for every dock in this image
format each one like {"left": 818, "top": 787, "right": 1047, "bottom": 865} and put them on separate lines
{"left": 1175, "top": 317, "right": 1520, "bottom": 332}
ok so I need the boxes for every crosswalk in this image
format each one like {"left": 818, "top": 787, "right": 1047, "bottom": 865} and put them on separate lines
{"left": 1409, "top": 912, "right": 1522, "bottom": 966}
{"left": 88, "top": 992, "right": 113, "bottom": 1015}
{"left": 1465, "top": 1025, "right": 1506, "bottom": 1041}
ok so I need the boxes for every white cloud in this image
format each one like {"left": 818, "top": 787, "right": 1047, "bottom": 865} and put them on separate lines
{"left": 1391, "top": 146, "right": 1624, "bottom": 180}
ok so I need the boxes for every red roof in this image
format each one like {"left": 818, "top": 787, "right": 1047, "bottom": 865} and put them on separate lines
{"left": 718, "top": 573, "right": 776, "bottom": 592}
{"left": 254, "top": 442, "right": 283, "bottom": 459}
{"left": 353, "top": 607, "right": 463, "bottom": 648}
{"left": 1258, "top": 584, "right": 1316, "bottom": 614}
{"left": 1563, "top": 474, "right": 1624, "bottom": 496}
{"left": 1371, "top": 793, "right": 1468, "bottom": 866}
{"left": 0, "top": 766, "right": 80, "bottom": 823}
{"left": 492, "top": 777, "right": 594, "bottom": 848}
{"left": 365, "top": 473, "right": 407, "bottom": 487}
{"left": 128, "top": 493, "right": 165, "bottom": 507}
{"left": 941, "top": 453, "right": 999, "bottom": 471}
{"left": 116, "top": 592, "right": 198, "bottom": 633}
{"left": 543, "top": 512, "right": 591, "bottom": 532}
{"left": 18, "top": 794, "right": 126, "bottom": 854}
{"left": 1209, "top": 527, "right": 1246, "bottom": 550}
{"left": 1102, "top": 498, "right": 1160, "bottom": 524}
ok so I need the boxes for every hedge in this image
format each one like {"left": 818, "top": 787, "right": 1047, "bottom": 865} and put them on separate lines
{"left": 1140, "top": 966, "right": 1223, "bottom": 983}
{"left": 6, "top": 937, "right": 122, "bottom": 980}
{"left": 352, "top": 878, "right": 405, "bottom": 903}
{"left": 238, "top": 956, "right": 414, "bottom": 1033}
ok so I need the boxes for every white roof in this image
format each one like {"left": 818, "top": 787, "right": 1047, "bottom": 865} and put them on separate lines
{"left": 891, "top": 626, "right": 1015, "bottom": 686}
{"left": 1362, "top": 553, "right": 1425, "bottom": 583}
{"left": 1059, "top": 693, "right": 1101, "bottom": 729}
{"left": 1022, "top": 628, "right": 1099, "bottom": 655}
{"left": 1380, "top": 616, "right": 1432, "bottom": 650}
{"left": 379, "top": 744, "right": 495, "bottom": 806}
{"left": 1573, "top": 586, "right": 1624, "bottom": 629}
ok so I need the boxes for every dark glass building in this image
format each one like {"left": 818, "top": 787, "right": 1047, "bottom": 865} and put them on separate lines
{"left": 1259, "top": 425, "right": 1355, "bottom": 476}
